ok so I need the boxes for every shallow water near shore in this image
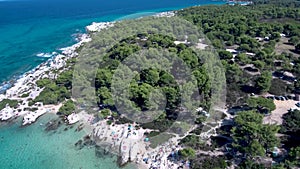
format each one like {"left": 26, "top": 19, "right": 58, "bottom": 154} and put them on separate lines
{"left": 0, "top": 114, "right": 135, "bottom": 169}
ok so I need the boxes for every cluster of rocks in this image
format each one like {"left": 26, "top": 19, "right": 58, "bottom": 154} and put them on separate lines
{"left": 74, "top": 135, "right": 95, "bottom": 150}
{"left": 45, "top": 119, "right": 63, "bottom": 132}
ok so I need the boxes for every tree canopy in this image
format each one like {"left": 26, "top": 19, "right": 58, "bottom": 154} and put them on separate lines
{"left": 247, "top": 97, "right": 276, "bottom": 112}
{"left": 255, "top": 71, "right": 272, "bottom": 93}
{"left": 231, "top": 111, "right": 279, "bottom": 158}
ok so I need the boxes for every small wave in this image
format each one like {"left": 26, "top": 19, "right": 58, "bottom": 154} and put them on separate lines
{"left": 36, "top": 52, "right": 57, "bottom": 58}
{"left": 0, "top": 83, "right": 12, "bottom": 94}
{"left": 72, "top": 32, "right": 86, "bottom": 42}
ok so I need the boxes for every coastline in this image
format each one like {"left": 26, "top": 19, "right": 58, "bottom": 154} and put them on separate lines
{"left": 0, "top": 10, "right": 186, "bottom": 169}
{"left": 0, "top": 113, "right": 136, "bottom": 169}
{"left": 0, "top": 32, "right": 92, "bottom": 123}
{"left": 0, "top": 11, "right": 175, "bottom": 94}
{"left": 2, "top": 1, "right": 298, "bottom": 169}
{"left": 0, "top": 11, "right": 176, "bottom": 124}
{"left": 0, "top": 5, "right": 222, "bottom": 168}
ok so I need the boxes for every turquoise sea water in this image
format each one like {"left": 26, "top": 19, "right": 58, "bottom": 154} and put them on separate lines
{"left": 0, "top": 114, "right": 135, "bottom": 169}
{"left": 0, "top": 0, "right": 225, "bottom": 168}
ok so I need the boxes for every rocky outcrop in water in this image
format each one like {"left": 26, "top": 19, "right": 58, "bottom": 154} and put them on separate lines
{"left": 75, "top": 123, "right": 84, "bottom": 132}
{"left": 74, "top": 135, "right": 95, "bottom": 150}
{"left": 45, "top": 119, "right": 63, "bottom": 131}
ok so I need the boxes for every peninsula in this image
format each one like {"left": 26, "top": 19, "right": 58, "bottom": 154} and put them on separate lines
{"left": 1, "top": 1, "right": 300, "bottom": 169}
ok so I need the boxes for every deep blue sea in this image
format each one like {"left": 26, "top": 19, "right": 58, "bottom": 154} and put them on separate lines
{"left": 0, "top": 0, "right": 225, "bottom": 168}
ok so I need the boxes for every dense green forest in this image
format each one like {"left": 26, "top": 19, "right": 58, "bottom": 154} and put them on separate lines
{"left": 71, "top": 16, "right": 226, "bottom": 136}
{"left": 178, "top": 3, "right": 300, "bottom": 106}
{"left": 176, "top": 1, "right": 300, "bottom": 168}
{"left": 252, "top": 0, "right": 300, "bottom": 7}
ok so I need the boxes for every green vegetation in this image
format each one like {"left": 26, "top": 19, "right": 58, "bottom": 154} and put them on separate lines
{"left": 255, "top": 71, "right": 272, "bottom": 93}
{"left": 190, "top": 156, "right": 227, "bottom": 169}
{"left": 22, "top": 1, "right": 300, "bottom": 168}
{"left": 180, "top": 135, "right": 202, "bottom": 149}
{"left": 97, "top": 109, "right": 111, "bottom": 119}
{"left": 219, "top": 50, "right": 233, "bottom": 60}
{"left": 179, "top": 147, "right": 196, "bottom": 159}
{"left": 74, "top": 1, "right": 300, "bottom": 168}
{"left": 289, "top": 36, "right": 299, "bottom": 45}
{"left": 148, "top": 133, "right": 175, "bottom": 148}
{"left": 178, "top": 2, "right": 300, "bottom": 106}
{"left": 36, "top": 78, "right": 52, "bottom": 88}
{"left": 247, "top": 96, "right": 276, "bottom": 111}
{"left": 285, "top": 146, "right": 300, "bottom": 167}
{"left": 179, "top": 134, "right": 215, "bottom": 151}
{"left": 231, "top": 111, "right": 280, "bottom": 158}
{"left": 280, "top": 109, "right": 300, "bottom": 159}
{"left": 20, "top": 93, "right": 30, "bottom": 98}
{"left": 252, "top": 0, "right": 300, "bottom": 7}
{"left": 281, "top": 109, "right": 300, "bottom": 135}
{"left": 56, "top": 70, "right": 73, "bottom": 89}
{"left": 84, "top": 28, "right": 217, "bottom": 131}
{"left": 0, "top": 99, "right": 19, "bottom": 110}
{"left": 269, "top": 78, "right": 292, "bottom": 95}
{"left": 58, "top": 100, "right": 75, "bottom": 115}
{"left": 34, "top": 82, "right": 70, "bottom": 105}
{"left": 72, "top": 2, "right": 300, "bottom": 168}
{"left": 33, "top": 70, "right": 73, "bottom": 105}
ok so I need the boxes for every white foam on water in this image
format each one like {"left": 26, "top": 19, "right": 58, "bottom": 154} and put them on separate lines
{"left": 36, "top": 52, "right": 57, "bottom": 58}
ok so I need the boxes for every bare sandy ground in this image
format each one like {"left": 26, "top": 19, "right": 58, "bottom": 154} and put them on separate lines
{"left": 263, "top": 100, "right": 300, "bottom": 125}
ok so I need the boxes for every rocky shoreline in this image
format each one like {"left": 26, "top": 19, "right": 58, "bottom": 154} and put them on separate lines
{"left": 0, "top": 10, "right": 192, "bottom": 169}
{"left": 0, "top": 34, "right": 90, "bottom": 124}
{"left": 0, "top": 10, "right": 175, "bottom": 125}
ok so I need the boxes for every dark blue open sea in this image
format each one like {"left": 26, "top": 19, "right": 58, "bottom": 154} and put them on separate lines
{"left": 0, "top": 0, "right": 224, "bottom": 168}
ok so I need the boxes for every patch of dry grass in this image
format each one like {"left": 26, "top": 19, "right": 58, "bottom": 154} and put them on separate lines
{"left": 275, "top": 37, "right": 300, "bottom": 57}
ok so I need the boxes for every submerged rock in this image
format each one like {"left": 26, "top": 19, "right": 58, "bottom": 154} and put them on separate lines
{"left": 45, "top": 119, "right": 63, "bottom": 132}
{"left": 75, "top": 139, "right": 83, "bottom": 146}
{"left": 75, "top": 139, "right": 84, "bottom": 150}
{"left": 83, "top": 135, "right": 95, "bottom": 147}
{"left": 95, "top": 143, "right": 115, "bottom": 159}
{"left": 95, "top": 145, "right": 107, "bottom": 158}
{"left": 75, "top": 123, "right": 84, "bottom": 132}
{"left": 83, "top": 135, "right": 91, "bottom": 141}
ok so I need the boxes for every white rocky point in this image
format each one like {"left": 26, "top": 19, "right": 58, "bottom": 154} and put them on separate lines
{"left": 67, "top": 113, "right": 80, "bottom": 124}
{"left": 0, "top": 104, "right": 14, "bottom": 121}
{"left": 154, "top": 11, "right": 175, "bottom": 18}
{"left": 23, "top": 104, "right": 47, "bottom": 125}
{"left": 86, "top": 22, "right": 114, "bottom": 32}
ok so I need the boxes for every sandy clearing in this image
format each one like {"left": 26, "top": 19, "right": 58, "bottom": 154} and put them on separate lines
{"left": 263, "top": 100, "right": 300, "bottom": 125}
